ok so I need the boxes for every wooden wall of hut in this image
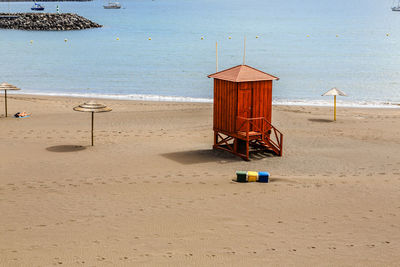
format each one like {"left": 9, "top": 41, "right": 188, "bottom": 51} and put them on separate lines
{"left": 242, "top": 80, "right": 273, "bottom": 131}
{"left": 214, "top": 79, "right": 273, "bottom": 134}
{"left": 213, "top": 79, "right": 237, "bottom": 133}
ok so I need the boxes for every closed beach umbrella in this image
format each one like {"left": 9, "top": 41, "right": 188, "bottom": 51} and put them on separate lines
{"left": 73, "top": 101, "right": 112, "bottom": 146}
{"left": 0, "top": 82, "right": 21, "bottom": 117}
{"left": 322, "top": 87, "right": 347, "bottom": 121}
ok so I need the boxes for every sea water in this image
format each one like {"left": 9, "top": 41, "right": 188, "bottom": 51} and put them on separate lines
{"left": 1, "top": 0, "right": 400, "bottom": 107}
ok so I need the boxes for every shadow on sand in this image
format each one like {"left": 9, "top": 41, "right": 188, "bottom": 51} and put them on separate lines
{"left": 249, "top": 150, "right": 276, "bottom": 160}
{"left": 46, "top": 145, "right": 86, "bottom": 153}
{"left": 269, "top": 177, "right": 299, "bottom": 184}
{"left": 162, "top": 149, "right": 238, "bottom": 165}
{"left": 308, "top": 118, "right": 334, "bottom": 123}
{"left": 163, "top": 148, "right": 277, "bottom": 164}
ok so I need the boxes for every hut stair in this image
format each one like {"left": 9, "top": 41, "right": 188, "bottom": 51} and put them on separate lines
{"left": 213, "top": 116, "right": 283, "bottom": 160}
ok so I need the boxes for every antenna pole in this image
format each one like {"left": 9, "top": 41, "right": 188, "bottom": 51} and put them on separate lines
{"left": 243, "top": 36, "right": 246, "bottom": 65}
{"left": 216, "top": 41, "right": 218, "bottom": 72}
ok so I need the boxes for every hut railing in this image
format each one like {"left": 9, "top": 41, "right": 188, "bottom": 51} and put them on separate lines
{"left": 237, "top": 116, "right": 283, "bottom": 156}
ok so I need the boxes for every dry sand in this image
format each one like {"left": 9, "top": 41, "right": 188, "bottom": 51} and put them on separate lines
{"left": 0, "top": 94, "right": 399, "bottom": 266}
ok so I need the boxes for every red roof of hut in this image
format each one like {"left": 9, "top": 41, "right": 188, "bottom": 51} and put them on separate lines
{"left": 208, "top": 64, "right": 279, "bottom": 82}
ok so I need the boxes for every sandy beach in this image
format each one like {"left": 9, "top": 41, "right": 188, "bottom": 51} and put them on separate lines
{"left": 0, "top": 94, "right": 399, "bottom": 266}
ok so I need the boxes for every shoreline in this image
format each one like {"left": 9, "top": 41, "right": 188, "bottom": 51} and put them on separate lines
{"left": 6, "top": 91, "right": 400, "bottom": 109}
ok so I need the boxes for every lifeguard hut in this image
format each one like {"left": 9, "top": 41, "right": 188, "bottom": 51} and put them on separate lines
{"left": 208, "top": 64, "right": 283, "bottom": 160}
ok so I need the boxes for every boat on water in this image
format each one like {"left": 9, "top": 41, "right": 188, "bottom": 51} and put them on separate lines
{"left": 392, "top": 0, "right": 400, "bottom": 11}
{"left": 31, "top": 2, "right": 44, "bottom": 11}
{"left": 103, "top": 2, "right": 121, "bottom": 9}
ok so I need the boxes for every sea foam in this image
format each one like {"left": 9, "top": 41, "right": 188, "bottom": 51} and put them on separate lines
{"left": 14, "top": 91, "right": 400, "bottom": 108}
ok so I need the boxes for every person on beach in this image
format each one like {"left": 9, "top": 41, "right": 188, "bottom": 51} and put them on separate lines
{"left": 14, "top": 111, "right": 31, "bottom": 118}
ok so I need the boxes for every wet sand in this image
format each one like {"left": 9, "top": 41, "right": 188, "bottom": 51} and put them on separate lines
{"left": 0, "top": 94, "right": 399, "bottom": 266}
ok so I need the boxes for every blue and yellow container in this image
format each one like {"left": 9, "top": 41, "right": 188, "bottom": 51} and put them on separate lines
{"left": 235, "top": 171, "right": 270, "bottom": 183}
{"left": 247, "top": 171, "right": 258, "bottom": 182}
{"left": 258, "top": 172, "right": 270, "bottom": 183}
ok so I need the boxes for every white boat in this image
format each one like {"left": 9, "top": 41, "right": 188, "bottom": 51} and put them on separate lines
{"left": 392, "top": 0, "right": 400, "bottom": 11}
{"left": 103, "top": 2, "right": 121, "bottom": 9}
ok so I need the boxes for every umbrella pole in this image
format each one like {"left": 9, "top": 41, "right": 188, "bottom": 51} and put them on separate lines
{"left": 91, "top": 112, "right": 94, "bottom": 146}
{"left": 4, "top": 90, "right": 7, "bottom": 118}
{"left": 334, "top": 95, "right": 336, "bottom": 121}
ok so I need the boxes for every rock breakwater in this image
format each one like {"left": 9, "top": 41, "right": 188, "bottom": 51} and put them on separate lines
{"left": 0, "top": 13, "right": 102, "bottom": 30}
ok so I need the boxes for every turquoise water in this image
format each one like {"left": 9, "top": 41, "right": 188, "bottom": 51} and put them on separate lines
{"left": 1, "top": 0, "right": 400, "bottom": 106}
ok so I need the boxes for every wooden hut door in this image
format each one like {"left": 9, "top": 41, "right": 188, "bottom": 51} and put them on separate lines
{"left": 236, "top": 87, "right": 252, "bottom": 131}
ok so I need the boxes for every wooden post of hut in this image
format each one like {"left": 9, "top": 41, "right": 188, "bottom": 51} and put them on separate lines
{"left": 208, "top": 64, "right": 283, "bottom": 160}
